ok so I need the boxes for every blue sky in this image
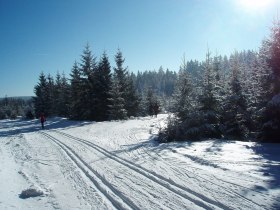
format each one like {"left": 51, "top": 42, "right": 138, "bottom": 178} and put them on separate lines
{"left": 1, "top": 0, "right": 280, "bottom": 97}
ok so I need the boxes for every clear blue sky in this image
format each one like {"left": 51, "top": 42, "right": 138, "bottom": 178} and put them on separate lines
{"left": 1, "top": 0, "right": 280, "bottom": 97}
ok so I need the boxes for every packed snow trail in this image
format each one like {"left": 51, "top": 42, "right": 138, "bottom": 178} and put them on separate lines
{"left": 40, "top": 131, "right": 219, "bottom": 209}
{"left": 40, "top": 131, "right": 137, "bottom": 210}
{"left": 44, "top": 130, "right": 227, "bottom": 210}
{"left": 47, "top": 129, "right": 268, "bottom": 210}
{"left": 0, "top": 115, "right": 279, "bottom": 209}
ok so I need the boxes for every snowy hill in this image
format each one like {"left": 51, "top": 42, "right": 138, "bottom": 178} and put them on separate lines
{"left": 0, "top": 115, "right": 279, "bottom": 209}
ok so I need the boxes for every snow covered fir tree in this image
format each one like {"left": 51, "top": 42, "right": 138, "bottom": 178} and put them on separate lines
{"left": 33, "top": 19, "right": 280, "bottom": 143}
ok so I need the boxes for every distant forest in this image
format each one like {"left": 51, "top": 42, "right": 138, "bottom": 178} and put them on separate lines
{"left": 0, "top": 97, "right": 33, "bottom": 119}
{"left": 1, "top": 20, "right": 279, "bottom": 143}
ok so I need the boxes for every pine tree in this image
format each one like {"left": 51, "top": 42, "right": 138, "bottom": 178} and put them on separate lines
{"left": 198, "top": 53, "right": 223, "bottom": 138}
{"left": 239, "top": 50, "right": 270, "bottom": 134}
{"left": 114, "top": 49, "right": 139, "bottom": 117}
{"left": 260, "top": 20, "right": 280, "bottom": 142}
{"left": 126, "top": 75, "right": 140, "bottom": 117}
{"left": 180, "top": 52, "right": 222, "bottom": 139}
{"left": 46, "top": 74, "right": 55, "bottom": 116}
{"left": 114, "top": 49, "right": 128, "bottom": 94}
{"left": 69, "top": 61, "right": 83, "bottom": 119}
{"left": 159, "top": 56, "right": 196, "bottom": 141}
{"left": 173, "top": 56, "right": 193, "bottom": 122}
{"left": 94, "top": 52, "right": 112, "bottom": 121}
{"left": 34, "top": 72, "right": 50, "bottom": 117}
{"left": 53, "top": 72, "right": 62, "bottom": 116}
{"left": 79, "top": 43, "right": 97, "bottom": 120}
{"left": 222, "top": 52, "right": 249, "bottom": 139}
{"left": 57, "top": 73, "right": 70, "bottom": 117}
{"left": 108, "top": 78, "right": 127, "bottom": 120}
{"left": 145, "top": 87, "right": 160, "bottom": 116}
{"left": 268, "top": 19, "right": 280, "bottom": 94}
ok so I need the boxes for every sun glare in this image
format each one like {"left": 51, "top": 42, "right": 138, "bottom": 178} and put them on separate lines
{"left": 237, "top": 0, "right": 275, "bottom": 13}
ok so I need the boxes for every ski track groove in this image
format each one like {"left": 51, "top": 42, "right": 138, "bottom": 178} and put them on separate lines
{"left": 40, "top": 131, "right": 140, "bottom": 210}
{"left": 115, "top": 129, "right": 268, "bottom": 210}
{"left": 52, "top": 130, "right": 231, "bottom": 210}
{"left": 125, "top": 128, "right": 268, "bottom": 209}
{"left": 138, "top": 139, "right": 269, "bottom": 209}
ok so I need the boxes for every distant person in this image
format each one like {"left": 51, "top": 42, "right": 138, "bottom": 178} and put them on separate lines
{"left": 40, "top": 113, "right": 46, "bottom": 129}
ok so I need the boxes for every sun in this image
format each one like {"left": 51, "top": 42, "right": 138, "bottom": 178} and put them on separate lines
{"left": 236, "top": 0, "right": 275, "bottom": 13}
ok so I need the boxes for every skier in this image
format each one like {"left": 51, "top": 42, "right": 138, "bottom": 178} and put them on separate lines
{"left": 40, "top": 113, "right": 46, "bottom": 129}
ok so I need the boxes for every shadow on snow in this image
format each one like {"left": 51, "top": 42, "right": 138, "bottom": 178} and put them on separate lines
{"left": 0, "top": 118, "right": 92, "bottom": 137}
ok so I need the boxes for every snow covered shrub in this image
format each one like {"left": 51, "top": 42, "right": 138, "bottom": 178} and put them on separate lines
{"left": 158, "top": 115, "right": 178, "bottom": 143}
{"left": 19, "top": 188, "right": 43, "bottom": 199}
{"left": 158, "top": 111, "right": 210, "bottom": 142}
{"left": 158, "top": 111, "right": 215, "bottom": 142}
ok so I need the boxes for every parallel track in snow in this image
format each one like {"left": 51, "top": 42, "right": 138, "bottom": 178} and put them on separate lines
{"left": 50, "top": 130, "right": 230, "bottom": 210}
{"left": 40, "top": 131, "right": 140, "bottom": 210}
{"left": 127, "top": 131, "right": 269, "bottom": 210}
{"left": 140, "top": 145, "right": 268, "bottom": 210}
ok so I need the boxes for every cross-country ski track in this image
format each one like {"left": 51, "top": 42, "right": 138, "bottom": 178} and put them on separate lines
{"left": 0, "top": 115, "right": 279, "bottom": 209}
{"left": 40, "top": 130, "right": 226, "bottom": 210}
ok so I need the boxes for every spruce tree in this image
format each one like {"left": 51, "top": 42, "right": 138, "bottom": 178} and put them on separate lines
{"left": 114, "top": 49, "right": 139, "bottom": 117}
{"left": 79, "top": 43, "right": 97, "bottom": 120}
{"left": 145, "top": 87, "right": 158, "bottom": 116}
{"left": 199, "top": 53, "right": 223, "bottom": 138}
{"left": 108, "top": 77, "right": 127, "bottom": 120}
{"left": 58, "top": 73, "right": 71, "bottom": 117}
{"left": 53, "top": 72, "right": 62, "bottom": 116}
{"left": 70, "top": 61, "right": 83, "bottom": 119}
{"left": 173, "top": 56, "right": 193, "bottom": 122}
{"left": 46, "top": 74, "right": 55, "bottom": 116}
{"left": 268, "top": 20, "right": 280, "bottom": 94}
{"left": 114, "top": 49, "right": 128, "bottom": 94}
{"left": 222, "top": 52, "right": 249, "bottom": 139}
{"left": 159, "top": 56, "right": 195, "bottom": 141}
{"left": 261, "top": 20, "right": 280, "bottom": 142}
{"left": 34, "top": 72, "right": 49, "bottom": 117}
{"left": 126, "top": 75, "right": 140, "bottom": 117}
{"left": 94, "top": 52, "right": 112, "bottom": 121}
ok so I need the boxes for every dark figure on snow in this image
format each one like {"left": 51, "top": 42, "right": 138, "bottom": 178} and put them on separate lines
{"left": 153, "top": 102, "right": 160, "bottom": 118}
{"left": 40, "top": 113, "right": 46, "bottom": 129}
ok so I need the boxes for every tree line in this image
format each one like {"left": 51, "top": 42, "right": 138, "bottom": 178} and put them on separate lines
{"left": 33, "top": 46, "right": 167, "bottom": 121}
{"left": 159, "top": 20, "right": 280, "bottom": 143}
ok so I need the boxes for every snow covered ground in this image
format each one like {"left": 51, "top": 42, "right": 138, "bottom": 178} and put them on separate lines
{"left": 0, "top": 114, "right": 279, "bottom": 210}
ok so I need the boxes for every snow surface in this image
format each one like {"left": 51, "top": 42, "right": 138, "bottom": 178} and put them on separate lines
{"left": 0, "top": 114, "right": 279, "bottom": 210}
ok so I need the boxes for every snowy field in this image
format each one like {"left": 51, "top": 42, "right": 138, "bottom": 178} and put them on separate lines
{"left": 0, "top": 114, "right": 279, "bottom": 210}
